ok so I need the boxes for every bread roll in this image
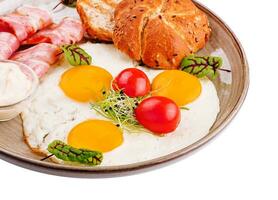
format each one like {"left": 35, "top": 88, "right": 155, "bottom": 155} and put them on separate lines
{"left": 77, "top": 0, "right": 121, "bottom": 42}
{"left": 113, "top": 0, "right": 211, "bottom": 69}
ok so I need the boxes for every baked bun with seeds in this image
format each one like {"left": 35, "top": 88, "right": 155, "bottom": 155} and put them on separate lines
{"left": 113, "top": 0, "right": 211, "bottom": 69}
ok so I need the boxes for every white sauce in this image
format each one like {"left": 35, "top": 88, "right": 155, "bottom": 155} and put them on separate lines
{"left": 0, "top": 62, "right": 32, "bottom": 106}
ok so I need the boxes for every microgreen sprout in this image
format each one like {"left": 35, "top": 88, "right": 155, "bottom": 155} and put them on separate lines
{"left": 91, "top": 89, "right": 148, "bottom": 132}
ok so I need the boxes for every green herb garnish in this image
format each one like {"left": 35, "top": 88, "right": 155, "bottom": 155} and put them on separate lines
{"left": 47, "top": 140, "right": 103, "bottom": 166}
{"left": 61, "top": 44, "right": 92, "bottom": 66}
{"left": 180, "top": 106, "right": 190, "bottom": 110}
{"left": 180, "top": 55, "right": 231, "bottom": 79}
{"left": 91, "top": 90, "right": 146, "bottom": 132}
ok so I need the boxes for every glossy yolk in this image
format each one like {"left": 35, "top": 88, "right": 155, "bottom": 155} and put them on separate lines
{"left": 152, "top": 70, "right": 202, "bottom": 106}
{"left": 60, "top": 65, "right": 113, "bottom": 102}
{"left": 68, "top": 120, "right": 123, "bottom": 153}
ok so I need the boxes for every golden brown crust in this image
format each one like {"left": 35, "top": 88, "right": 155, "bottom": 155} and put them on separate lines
{"left": 76, "top": 0, "right": 115, "bottom": 42}
{"left": 86, "top": 25, "right": 113, "bottom": 42}
{"left": 141, "top": 16, "right": 190, "bottom": 69}
{"left": 102, "top": 0, "right": 118, "bottom": 8}
{"left": 162, "top": 0, "right": 198, "bottom": 14}
{"left": 114, "top": 5, "right": 152, "bottom": 60}
{"left": 164, "top": 10, "right": 211, "bottom": 53}
{"left": 113, "top": 0, "right": 211, "bottom": 69}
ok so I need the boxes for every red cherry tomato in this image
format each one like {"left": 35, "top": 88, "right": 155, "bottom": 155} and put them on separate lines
{"left": 113, "top": 68, "right": 151, "bottom": 97}
{"left": 135, "top": 96, "right": 181, "bottom": 134}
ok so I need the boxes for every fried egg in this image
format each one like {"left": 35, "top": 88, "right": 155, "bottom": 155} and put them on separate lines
{"left": 68, "top": 120, "right": 123, "bottom": 152}
{"left": 152, "top": 70, "right": 202, "bottom": 106}
{"left": 60, "top": 65, "right": 113, "bottom": 102}
{"left": 22, "top": 43, "right": 220, "bottom": 166}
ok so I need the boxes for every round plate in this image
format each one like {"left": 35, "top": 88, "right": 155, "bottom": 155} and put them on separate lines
{"left": 0, "top": 1, "right": 249, "bottom": 177}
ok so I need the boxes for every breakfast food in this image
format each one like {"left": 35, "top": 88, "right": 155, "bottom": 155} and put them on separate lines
{"left": 0, "top": 32, "right": 19, "bottom": 60}
{"left": 60, "top": 65, "right": 113, "bottom": 102}
{"left": 113, "top": 0, "right": 211, "bottom": 69}
{"left": 113, "top": 68, "right": 151, "bottom": 97}
{"left": 68, "top": 120, "right": 123, "bottom": 152}
{"left": 0, "top": 1, "right": 224, "bottom": 167}
{"left": 47, "top": 140, "right": 103, "bottom": 166}
{"left": 0, "top": 6, "right": 52, "bottom": 41}
{"left": 23, "top": 17, "right": 84, "bottom": 46}
{"left": 180, "top": 54, "right": 230, "bottom": 79}
{"left": 76, "top": 0, "right": 120, "bottom": 41}
{"left": 0, "top": 60, "right": 38, "bottom": 121}
{"left": 0, "top": 61, "right": 32, "bottom": 106}
{"left": 11, "top": 43, "right": 61, "bottom": 77}
{"left": 152, "top": 70, "right": 202, "bottom": 106}
{"left": 21, "top": 43, "right": 220, "bottom": 166}
{"left": 135, "top": 96, "right": 181, "bottom": 134}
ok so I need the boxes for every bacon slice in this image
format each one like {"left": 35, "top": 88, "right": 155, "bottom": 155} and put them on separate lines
{"left": 0, "top": 15, "right": 29, "bottom": 41}
{"left": 23, "top": 17, "right": 84, "bottom": 46}
{"left": 16, "top": 6, "right": 52, "bottom": 31}
{"left": 11, "top": 43, "right": 61, "bottom": 78}
{"left": 0, "top": 32, "right": 20, "bottom": 60}
{"left": 0, "top": 6, "right": 52, "bottom": 42}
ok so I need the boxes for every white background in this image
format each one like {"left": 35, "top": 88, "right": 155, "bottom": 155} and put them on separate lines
{"left": 1, "top": 0, "right": 277, "bottom": 199}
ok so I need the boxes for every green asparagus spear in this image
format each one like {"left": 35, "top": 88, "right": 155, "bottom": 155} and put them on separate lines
{"left": 47, "top": 140, "right": 103, "bottom": 166}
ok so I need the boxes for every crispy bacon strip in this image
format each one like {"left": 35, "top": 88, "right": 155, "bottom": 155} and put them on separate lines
{"left": 23, "top": 17, "right": 84, "bottom": 46}
{"left": 11, "top": 43, "right": 61, "bottom": 78}
{"left": 0, "top": 6, "right": 52, "bottom": 42}
{"left": 0, "top": 32, "right": 20, "bottom": 60}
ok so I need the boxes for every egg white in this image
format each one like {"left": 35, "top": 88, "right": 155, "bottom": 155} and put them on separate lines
{"left": 21, "top": 43, "right": 220, "bottom": 166}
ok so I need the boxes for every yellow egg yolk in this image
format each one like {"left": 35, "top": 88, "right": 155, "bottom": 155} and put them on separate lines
{"left": 68, "top": 120, "right": 123, "bottom": 153}
{"left": 60, "top": 65, "right": 113, "bottom": 102}
{"left": 152, "top": 70, "right": 202, "bottom": 106}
